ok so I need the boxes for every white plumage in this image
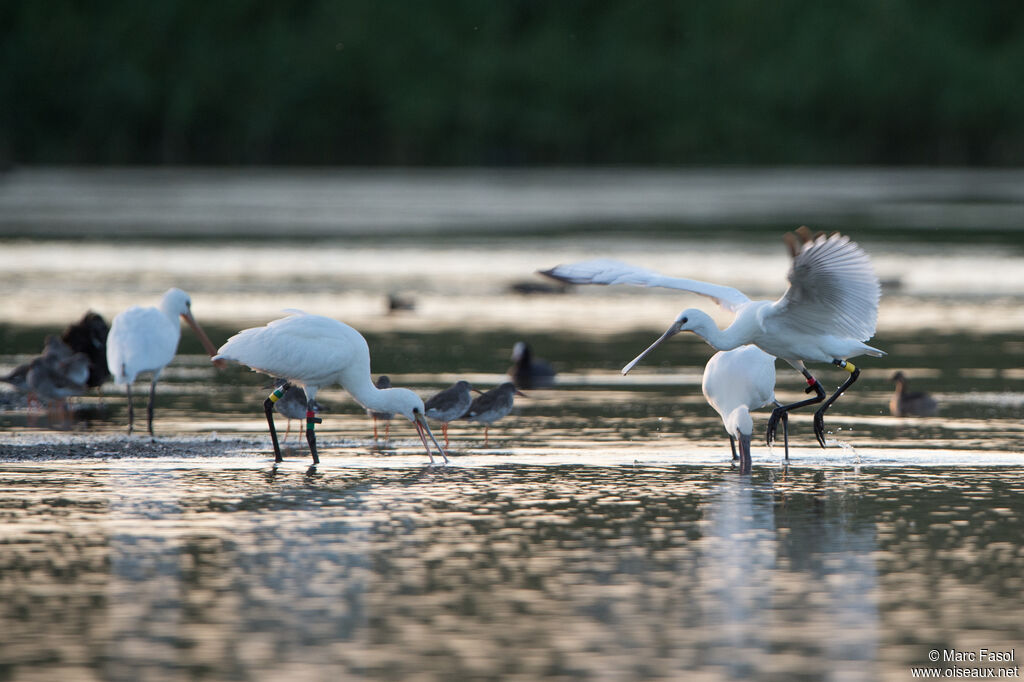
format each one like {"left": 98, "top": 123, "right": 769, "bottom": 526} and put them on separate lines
{"left": 543, "top": 228, "right": 885, "bottom": 449}
{"left": 702, "top": 346, "right": 783, "bottom": 473}
{"left": 214, "top": 312, "right": 446, "bottom": 464}
{"left": 106, "top": 288, "right": 220, "bottom": 435}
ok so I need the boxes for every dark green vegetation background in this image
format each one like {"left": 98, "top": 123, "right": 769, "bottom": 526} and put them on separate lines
{"left": 4, "top": 1, "right": 1023, "bottom": 166}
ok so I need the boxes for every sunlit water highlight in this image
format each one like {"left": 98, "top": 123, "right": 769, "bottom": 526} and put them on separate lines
{"left": 1, "top": 168, "right": 1023, "bottom": 680}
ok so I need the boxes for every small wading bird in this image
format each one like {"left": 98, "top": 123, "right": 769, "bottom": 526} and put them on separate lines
{"left": 367, "top": 375, "right": 394, "bottom": 442}
{"left": 214, "top": 312, "right": 447, "bottom": 465}
{"left": 463, "top": 382, "right": 525, "bottom": 445}
{"left": 61, "top": 311, "right": 111, "bottom": 390}
{"left": 543, "top": 228, "right": 885, "bottom": 448}
{"left": 890, "top": 371, "right": 938, "bottom": 417}
{"left": 509, "top": 342, "right": 556, "bottom": 389}
{"left": 106, "top": 288, "right": 223, "bottom": 436}
{"left": 272, "top": 378, "right": 321, "bottom": 439}
{"left": 424, "top": 380, "right": 473, "bottom": 448}
{"left": 11, "top": 336, "right": 91, "bottom": 423}
{"left": 702, "top": 346, "right": 787, "bottom": 474}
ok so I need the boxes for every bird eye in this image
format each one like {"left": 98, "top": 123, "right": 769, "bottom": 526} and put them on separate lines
{"left": 680, "top": 316, "right": 688, "bottom": 324}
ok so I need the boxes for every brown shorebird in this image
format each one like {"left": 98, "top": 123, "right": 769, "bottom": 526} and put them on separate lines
{"left": 272, "top": 378, "right": 321, "bottom": 440}
{"left": 463, "top": 382, "right": 525, "bottom": 445}
{"left": 61, "top": 311, "right": 111, "bottom": 389}
{"left": 424, "top": 380, "right": 473, "bottom": 448}
{"left": 890, "top": 371, "right": 938, "bottom": 417}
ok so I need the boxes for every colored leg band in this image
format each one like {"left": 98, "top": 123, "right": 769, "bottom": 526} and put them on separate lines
{"left": 268, "top": 387, "right": 285, "bottom": 403}
{"left": 833, "top": 359, "right": 857, "bottom": 373}
{"left": 306, "top": 410, "right": 322, "bottom": 427}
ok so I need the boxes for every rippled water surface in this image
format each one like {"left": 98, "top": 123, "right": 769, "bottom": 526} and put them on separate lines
{"left": 1, "top": 463, "right": 1023, "bottom": 681}
{"left": 1, "top": 168, "right": 1023, "bottom": 680}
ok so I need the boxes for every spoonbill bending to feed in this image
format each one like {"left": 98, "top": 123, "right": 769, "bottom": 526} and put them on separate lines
{"left": 214, "top": 312, "right": 447, "bottom": 465}
{"left": 702, "top": 346, "right": 787, "bottom": 474}
{"left": 543, "top": 228, "right": 885, "bottom": 448}
{"left": 107, "top": 288, "right": 222, "bottom": 436}
{"left": 463, "top": 382, "right": 525, "bottom": 445}
{"left": 424, "top": 380, "right": 473, "bottom": 448}
{"left": 367, "top": 375, "right": 394, "bottom": 442}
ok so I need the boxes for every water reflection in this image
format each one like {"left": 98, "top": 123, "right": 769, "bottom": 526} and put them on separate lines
{"left": 1, "top": 465, "right": 1021, "bottom": 680}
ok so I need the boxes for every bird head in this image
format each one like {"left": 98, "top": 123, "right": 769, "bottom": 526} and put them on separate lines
{"left": 511, "top": 342, "right": 529, "bottom": 361}
{"left": 622, "top": 308, "right": 713, "bottom": 375}
{"left": 387, "top": 387, "right": 448, "bottom": 463}
{"left": 162, "top": 288, "right": 225, "bottom": 368}
{"left": 724, "top": 406, "right": 754, "bottom": 441}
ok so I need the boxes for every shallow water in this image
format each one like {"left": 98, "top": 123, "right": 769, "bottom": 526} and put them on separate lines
{"left": 1, "top": 168, "right": 1023, "bottom": 680}
{"left": 1, "top": 462, "right": 1022, "bottom": 681}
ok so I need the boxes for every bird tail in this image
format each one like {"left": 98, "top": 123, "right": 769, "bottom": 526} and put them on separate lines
{"left": 862, "top": 343, "right": 886, "bottom": 357}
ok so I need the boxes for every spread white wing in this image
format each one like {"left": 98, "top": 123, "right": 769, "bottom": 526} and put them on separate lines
{"left": 769, "top": 233, "right": 880, "bottom": 341}
{"left": 540, "top": 259, "right": 750, "bottom": 312}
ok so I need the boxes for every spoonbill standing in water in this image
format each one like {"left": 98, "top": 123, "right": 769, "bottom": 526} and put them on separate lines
{"left": 543, "top": 228, "right": 885, "bottom": 448}
{"left": 214, "top": 312, "right": 447, "bottom": 465}
{"left": 106, "top": 288, "right": 222, "bottom": 436}
{"left": 702, "top": 346, "right": 787, "bottom": 474}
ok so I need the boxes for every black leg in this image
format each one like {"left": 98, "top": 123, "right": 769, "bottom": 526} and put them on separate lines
{"left": 305, "top": 408, "right": 322, "bottom": 465}
{"left": 126, "top": 383, "right": 134, "bottom": 435}
{"left": 781, "top": 411, "right": 789, "bottom": 461}
{"left": 147, "top": 378, "right": 157, "bottom": 438}
{"left": 264, "top": 382, "right": 289, "bottom": 463}
{"left": 812, "top": 360, "right": 861, "bottom": 448}
{"left": 767, "top": 368, "right": 826, "bottom": 447}
{"left": 729, "top": 435, "right": 738, "bottom": 461}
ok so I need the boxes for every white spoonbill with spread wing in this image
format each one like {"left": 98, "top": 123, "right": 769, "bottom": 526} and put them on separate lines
{"left": 543, "top": 228, "right": 885, "bottom": 448}
{"left": 106, "top": 288, "right": 222, "bottom": 436}
{"left": 214, "top": 312, "right": 447, "bottom": 465}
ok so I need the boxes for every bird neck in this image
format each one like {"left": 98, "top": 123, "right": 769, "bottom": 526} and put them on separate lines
{"left": 691, "top": 319, "right": 746, "bottom": 352}
{"left": 344, "top": 371, "right": 393, "bottom": 412}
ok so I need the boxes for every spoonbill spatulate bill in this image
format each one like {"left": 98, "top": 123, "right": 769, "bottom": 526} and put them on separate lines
{"left": 106, "top": 288, "right": 222, "bottom": 436}
{"left": 702, "top": 346, "right": 787, "bottom": 474}
{"left": 543, "top": 228, "right": 885, "bottom": 448}
{"left": 214, "top": 312, "right": 447, "bottom": 465}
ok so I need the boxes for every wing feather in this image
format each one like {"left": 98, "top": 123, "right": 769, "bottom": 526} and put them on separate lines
{"left": 216, "top": 313, "right": 368, "bottom": 385}
{"left": 540, "top": 259, "right": 750, "bottom": 312}
{"left": 770, "top": 233, "right": 881, "bottom": 341}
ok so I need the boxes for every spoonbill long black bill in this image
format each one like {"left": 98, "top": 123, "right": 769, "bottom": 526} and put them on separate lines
{"left": 214, "top": 312, "right": 447, "bottom": 465}
{"left": 543, "top": 228, "right": 885, "bottom": 449}
{"left": 106, "top": 288, "right": 223, "bottom": 436}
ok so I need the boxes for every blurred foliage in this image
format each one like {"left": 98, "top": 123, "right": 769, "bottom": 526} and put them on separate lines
{"left": 3, "top": 0, "right": 1024, "bottom": 165}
